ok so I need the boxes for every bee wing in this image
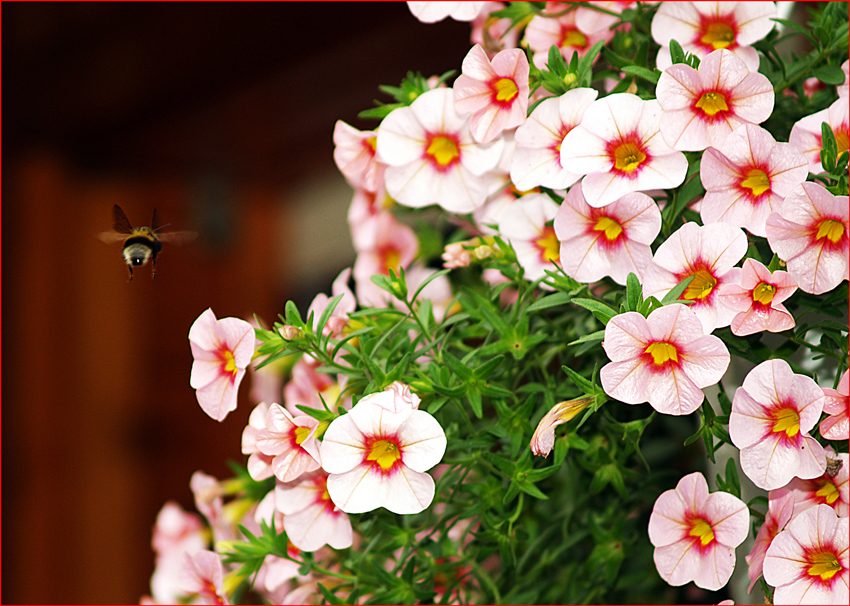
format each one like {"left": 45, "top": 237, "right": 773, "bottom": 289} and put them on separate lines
{"left": 98, "top": 230, "right": 127, "bottom": 244}
{"left": 157, "top": 230, "right": 198, "bottom": 245}
{"left": 151, "top": 208, "right": 163, "bottom": 232}
{"left": 112, "top": 204, "right": 135, "bottom": 234}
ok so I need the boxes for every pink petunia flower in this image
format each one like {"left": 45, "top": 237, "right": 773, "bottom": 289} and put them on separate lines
{"left": 576, "top": 1, "right": 635, "bottom": 35}
{"left": 730, "top": 359, "right": 827, "bottom": 491}
{"left": 454, "top": 44, "right": 530, "bottom": 143}
{"left": 765, "top": 181, "right": 849, "bottom": 295}
{"left": 656, "top": 49, "right": 774, "bottom": 152}
{"left": 148, "top": 501, "right": 209, "bottom": 605}
{"left": 642, "top": 222, "right": 747, "bottom": 334}
{"left": 275, "top": 470, "right": 353, "bottom": 552}
{"left": 523, "top": 2, "right": 615, "bottom": 70}
{"left": 510, "top": 87, "right": 597, "bottom": 191}
{"left": 306, "top": 267, "right": 357, "bottom": 339}
{"left": 255, "top": 404, "right": 322, "bottom": 483}
{"left": 376, "top": 88, "right": 504, "bottom": 213}
{"left": 717, "top": 258, "right": 798, "bottom": 337}
{"left": 560, "top": 93, "right": 688, "bottom": 208}
{"left": 242, "top": 402, "right": 275, "bottom": 481}
{"left": 189, "top": 308, "right": 255, "bottom": 422}
{"left": 821, "top": 370, "right": 849, "bottom": 441}
{"left": 530, "top": 396, "right": 594, "bottom": 457}
{"left": 600, "top": 304, "right": 730, "bottom": 416}
{"left": 651, "top": 2, "right": 777, "bottom": 72}
{"left": 554, "top": 182, "right": 661, "bottom": 285}
{"left": 745, "top": 489, "right": 795, "bottom": 594}
{"left": 839, "top": 60, "right": 849, "bottom": 99}
{"left": 648, "top": 471, "right": 749, "bottom": 591}
{"left": 470, "top": 2, "right": 521, "bottom": 58}
{"left": 789, "top": 97, "right": 850, "bottom": 174}
{"left": 320, "top": 386, "right": 447, "bottom": 514}
{"left": 333, "top": 121, "right": 386, "bottom": 193}
{"left": 774, "top": 449, "right": 849, "bottom": 520}
{"left": 407, "top": 1, "right": 485, "bottom": 23}
{"left": 352, "top": 211, "right": 419, "bottom": 307}
{"left": 700, "top": 123, "right": 808, "bottom": 237}
{"left": 497, "top": 192, "right": 561, "bottom": 283}
{"left": 180, "top": 550, "right": 230, "bottom": 605}
{"left": 763, "top": 504, "right": 849, "bottom": 605}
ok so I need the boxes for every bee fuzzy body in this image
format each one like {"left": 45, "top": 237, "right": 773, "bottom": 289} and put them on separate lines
{"left": 121, "top": 229, "right": 163, "bottom": 279}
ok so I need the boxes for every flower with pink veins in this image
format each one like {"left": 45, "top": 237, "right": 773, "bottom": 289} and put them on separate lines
{"left": 352, "top": 211, "right": 419, "bottom": 308}
{"left": 839, "top": 60, "right": 849, "bottom": 99}
{"left": 651, "top": 2, "right": 777, "bottom": 72}
{"left": 283, "top": 355, "right": 348, "bottom": 417}
{"left": 656, "top": 49, "right": 774, "bottom": 152}
{"left": 254, "top": 404, "right": 321, "bottom": 483}
{"left": 821, "top": 370, "right": 849, "bottom": 441}
{"left": 347, "top": 185, "right": 394, "bottom": 250}
{"left": 745, "top": 489, "right": 795, "bottom": 594}
{"left": 320, "top": 387, "right": 447, "bottom": 514}
{"left": 470, "top": 2, "right": 520, "bottom": 58}
{"left": 454, "top": 44, "right": 529, "bottom": 144}
{"left": 497, "top": 192, "right": 561, "bottom": 283}
{"left": 576, "top": 1, "right": 635, "bottom": 35}
{"left": 376, "top": 87, "right": 504, "bottom": 214}
{"left": 510, "top": 87, "right": 597, "bottom": 191}
{"left": 765, "top": 181, "right": 849, "bottom": 295}
{"left": 643, "top": 222, "right": 747, "bottom": 334}
{"left": 407, "top": 1, "right": 485, "bottom": 23}
{"left": 275, "top": 470, "right": 353, "bottom": 552}
{"left": 648, "top": 471, "right": 749, "bottom": 591}
{"left": 148, "top": 501, "right": 209, "bottom": 605}
{"left": 700, "top": 123, "right": 808, "bottom": 237}
{"left": 554, "top": 182, "right": 661, "bottom": 285}
{"left": 730, "top": 359, "right": 827, "bottom": 491}
{"left": 189, "top": 308, "right": 255, "bottom": 422}
{"left": 523, "top": 2, "right": 614, "bottom": 70}
{"left": 180, "top": 550, "right": 230, "bottom": 605}
{"left": 763, "top": 504, "right": 849, "bottom": 605}
{"left": 717, "top": 258, "right": 798, "bottom": 337}
{"left": 560, "top": 93, "right": 688, "bottom": 208}
{"left": 306, "top": 267, "right": 356, "bottom": 338}
{"left": 774, "top": 449, "right": 849, "bottom": 520}
{"left": 333, "top": 121, "right": 386, "bottom": 193}
{"left": 242, "top": 402, "right": 275, "bottom": 481}
{"left": 789, "top": 97, "right": 850, "bottom": 174}
{"left": 600, "top": 304, "right": 730, "bottom": 416}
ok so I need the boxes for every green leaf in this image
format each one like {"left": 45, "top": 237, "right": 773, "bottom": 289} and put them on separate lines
{"left": 571, "top": 298, "right": 618, "bottom": 324}
{"left": 625, "top": 272, "right": 642, "bottom": 312}
{"left": 525, "top": 291, "right": 573, "bottom": 313}
{"left": 813, "top": 63, "right": 846, "bottom": 85}
{"left": 284, "top": 300, "right": 305, "bottom": 328}
{"left": 621, "top": 65, "right": 659, "bottom": 84}
{"left": 661, "top": 274, "right": 695, "bottom": 305}
{"left": 567, "top": 330, "right": 605, "bottom": 347}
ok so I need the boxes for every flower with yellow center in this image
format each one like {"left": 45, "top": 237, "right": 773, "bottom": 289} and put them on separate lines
{"left": 695, "top": 91, "right": 729, "bottom": 117}
{"left": 700, "top": 21, "right": 735, "bottom": 50}
{"left": 740, "top": 168, "right": 770, "bottom": 197}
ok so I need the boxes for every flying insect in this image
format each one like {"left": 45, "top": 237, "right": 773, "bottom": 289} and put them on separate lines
{"left": 99, "top": 204, "right": 197, "bottom": 280}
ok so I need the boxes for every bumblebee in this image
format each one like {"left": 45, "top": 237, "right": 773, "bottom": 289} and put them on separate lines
{"left": 99, "top": 204, "right": 196, "bottom": 280}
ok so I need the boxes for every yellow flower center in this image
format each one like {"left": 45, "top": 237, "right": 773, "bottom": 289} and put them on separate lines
{"left": 493, "top": 77, "right": 518, "bottom": 103}
{"left": 294, "top": 426, "right": 312, "bottom": 445}
{"left": 696, "top": 91, "right": 729, "bottom": 116}
{"left": 807, "top": 551, "right": 842, "bottom": 581}
{"left": 683, "top": 269, "right": 717, "bottom": 300}
{"left": 562, "top": 29, "right": 587, "bottom": 48}
{"left": 380, "top": 247, "right": 402, "bottom": 274}
{"left": 367, "top": 440, "right": 401, "bottom": 471}
{"left": 741, "top": 168, "right": 771, "bottom": 197}
{"left": 535, "top": 226, "right": 560, "bottom": 263}
{"left": 222, "top": 350, "right": 237, "bottom": 376}
{"left": 814, "top": 478, "right": 839, "bottom": 505}
{"left": 701, "top": 21, "right": 735, "bottom": 49}
{"left": 613, "top": 141, "right": 646, "bottom": 173}
{"left": 645, "top": 341, "right": 679, "bottom": 366}
{"left": 816, "top": 219, "right": 845, "bottom": 244}
{"left": 426, "top": 135, "right": 460, "bottom": 168}
{"left": 593, "top": 216, "right": 624, "bottom": 241}
{"left": 689, "top": 518, "right": 715, "bottom": 547}
{"left": 752, "top": 282, "right": 776, "bottom": 305}
{"left": 366, "top": 135, "right": 377, "bottom": 153}
{"left": 835, "top": 127, "right": 849, "bottom": 156}
{"left": 772, "top": 408, "right": 800, "bottom": 438}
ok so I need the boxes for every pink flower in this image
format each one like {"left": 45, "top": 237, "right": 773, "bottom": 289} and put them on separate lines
{"left": 745, "top": 489, "right": 795, "bottom": 593}
{"left": 717, "top": 258, "right": 798, "bottom": 337}
{"left": 789, "top": 97, "right": 850, "bottom": 174}
{"left": 320, "top": 386, "right": 447, "bottom": 514}
{"left": 352, "top": 211, "right": 419, "bottom": 307}
{"left": 523, "top": 2, "right": 614, "bottom": 70}
{"left": 765, "top": 181, "right": 849, "bottom": 295}
{"left": 648, "top": 472, "right": 749, "bottom": 591}
{"left": 700, "top": 123, "right": 808, "bottom": 237}
{"left": 560, "top": 93, "right": 688, "bottom": 208}
{"left": 774, "top": 449, "right": 849, "bottom": 520}
{"left": 149, "top": 501, "right": 209, "bottom": 604}
{"left": 497, "top": 192, "right": 560, "bottom": 282}
{"left": 376, "top": 88, "right": 504, "bottom": 213}
{"left": 275, "top": 470, "right": 353, "bottom": 552}
{"left": 763, "top": 504, "right": 849, "bottom": 605}
{"left": 470, "top": 2, "right": 520, "bottom": 57}
{"left": 600, "top": 304, "right": 730, "bottom": 416}
{"left": 180, "top": 550, "right": 229, "bottom": 605}
{"left": 255, "top": 404, "right": 321, "bottom": 483}
{"left": 407, "top": 1, "right": 485, "bottom": 23}
{"left": 730, "top": 359, "right": 827, "bottom": 491}
{"left": 242, "top": 402, "right": 275, "bottom": 481}
{"left": 821, "top": 370, "right": 849, "bottom": 441}
{"left": 839, "top": 60, "right": 849, "bottom": 99}
{"left": 651, "top": 2, "right": 777, "bottom": 71}
{"left": 306, "top": 267, "right": 356, "bottom": 338}
{"left": 530, "top": 396, "right": 594, "bottom": 457}
{"left": 332, "top": 121, "right": 386, "bottom": 193}
{"left": 656, "top": 49, "right": 774, "bottom": 151}
{"left": 454, "top": 44, "right": 529, "bottom": 143}
{"left": 576, "top": 1, "right": 635, "bottom": 35}
{"left": 554, "top": 183, "right": 661, "bottom": 285}
{"left": 510, "top": 87, "right": 597, "bottom": 191}
{"left": 189, "top": 308, "right": 255, "bottom": 422}
{"left": 642, "top": 222, "right": 747, "bottom": 334}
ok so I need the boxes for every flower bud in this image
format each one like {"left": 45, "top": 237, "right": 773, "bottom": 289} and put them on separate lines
{"left": 530, "top": 396, "right": 595, "bottom": 457}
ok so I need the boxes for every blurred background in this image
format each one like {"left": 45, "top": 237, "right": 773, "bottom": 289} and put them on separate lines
{"left": 1, "top": 3, "right": 470, "bottom": 603}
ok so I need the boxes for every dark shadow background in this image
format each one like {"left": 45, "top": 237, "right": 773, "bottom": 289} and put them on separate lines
{"left": 1, "top": 3, "right": 469, "bottom": 603}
